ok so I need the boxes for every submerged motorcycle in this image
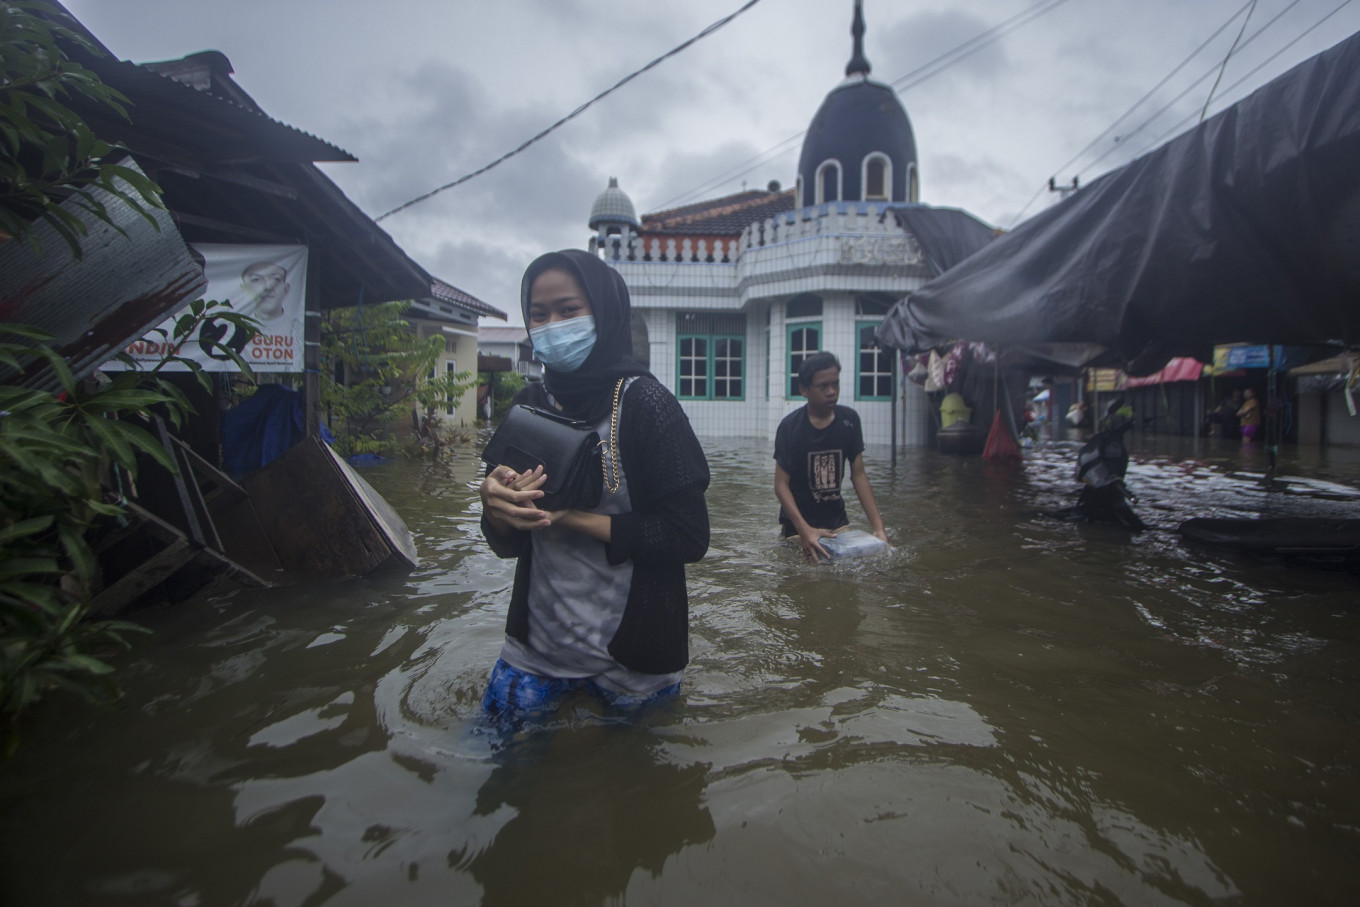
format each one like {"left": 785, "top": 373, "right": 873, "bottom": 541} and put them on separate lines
{"left": 1072, "top": 402, "right": 1147, "bottom": 530}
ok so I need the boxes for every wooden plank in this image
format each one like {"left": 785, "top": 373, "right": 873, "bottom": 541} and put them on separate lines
{"left": 171, "top": 436, "right": 250, "bottom": 501}
{"left": 206, "top": 492, "right": 283, "bottom": 576}
{"left": 89, "top": 537, "right": 195, "bottom": 617}
{"left": 151, "top": 416, "right": 211, "bottom": 550}
{"left": 241, "top": 436, "right": 415, "bottom": 576}
{"left": 90, "top": 500, "right": 275, "bottom": 616}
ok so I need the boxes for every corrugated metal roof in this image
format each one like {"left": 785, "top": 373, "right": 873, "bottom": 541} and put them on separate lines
{"left": 74, "top": 55, "right": 355, "bottom": 164}
{"left": 0, "top": 160, "right": 206, "bottom": 390}
{"left": 30, "top": 3, "right": 484, "bottom": 317}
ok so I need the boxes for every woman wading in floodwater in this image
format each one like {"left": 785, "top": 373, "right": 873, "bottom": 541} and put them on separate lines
{"left": 478, "top": 250, "right": 710, "bottom": 726}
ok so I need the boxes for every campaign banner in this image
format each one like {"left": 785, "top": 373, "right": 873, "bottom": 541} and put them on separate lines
{"left": 116, "top": 244, "right": 307, "bottom": 372}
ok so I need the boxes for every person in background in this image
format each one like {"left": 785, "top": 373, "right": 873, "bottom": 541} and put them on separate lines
{"left": 1206, "top": 388, "right": 1243, "bottom": 438}
{"left": 1101, "top": 397, "right": 1134, "bottom": 432}
{"left": 1237, "top": 388, "right": 1262, "bottom": 442}
{"left": 774, "top": 351, "right": 889, "bottom": 563}
{"left": 1066, "top": 398, "right": 1088, "bottom": 428}
{"left": 478, "top": 250, "right": 710, "bottom": 728}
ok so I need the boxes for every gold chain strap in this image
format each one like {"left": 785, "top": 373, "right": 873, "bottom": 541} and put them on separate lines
{"left": 603, "top": 377, "right": 625, "bottom": 493}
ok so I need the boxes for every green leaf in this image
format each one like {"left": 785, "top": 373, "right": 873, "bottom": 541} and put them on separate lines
{"left": 58, "top": 524, "right": 95, "bottom": 582}
{"left": 29, "top": 345, "right": 78, "bottom": 394}
{"left": 0, "top": 324, "right": 54, "bottom": 342}
{"left": 81, "top": 388, "right": 171, "bottom": 412}
{"left": 109, "top": 419, "right": 176, "bottom": 473}
{"left": 81, "top": 414, "right": 136, "bottom": 468}
{"left": 50, "top": 654, "right": 115, "bottom": 676}
{"left": 0, "top": 516, "right": 54, "bottom": 543}
{"left": 0, "top": 558, "right": 62, "bottom": 579}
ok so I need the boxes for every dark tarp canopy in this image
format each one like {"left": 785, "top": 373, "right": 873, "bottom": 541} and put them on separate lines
{"left": 877, "top": 29, "right": 1360, "bottom": 376}
{"left": 883, "top": 204, "right": 998, "bottom": 277}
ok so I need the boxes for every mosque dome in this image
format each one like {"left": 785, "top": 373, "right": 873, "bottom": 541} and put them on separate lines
{"left": 796, "top": 1, "right": 919, "bottom": 208}
{"left": 588, "top": 177, "right": 640, "bottom": 233}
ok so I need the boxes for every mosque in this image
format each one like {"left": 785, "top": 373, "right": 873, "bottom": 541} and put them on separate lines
{"left": 584, "top": 0, "right": 994, "bottom": 447}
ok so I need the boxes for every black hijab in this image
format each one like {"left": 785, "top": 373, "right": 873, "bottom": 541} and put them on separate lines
{"left": 522, "top": 249, "right": 652, "bottom": 420}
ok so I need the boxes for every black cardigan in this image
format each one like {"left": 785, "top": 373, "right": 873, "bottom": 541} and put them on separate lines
{"left": 481, "top": 376, "right": 710, "bottom": 674}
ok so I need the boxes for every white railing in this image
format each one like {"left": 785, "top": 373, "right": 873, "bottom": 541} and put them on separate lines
{"left": 594, "top": 202, "right": 914, "bottom": 264}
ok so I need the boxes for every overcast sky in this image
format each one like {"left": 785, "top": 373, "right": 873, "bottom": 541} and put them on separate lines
{"left": 62, "top": 0, "right": 1360, "bottom": 323}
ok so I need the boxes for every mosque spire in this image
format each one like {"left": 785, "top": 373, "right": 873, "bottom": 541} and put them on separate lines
{"left": 846, "top": 0, "right": 871, "bottom": 78}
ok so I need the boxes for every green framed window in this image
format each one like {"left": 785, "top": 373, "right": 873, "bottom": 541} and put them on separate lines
{"left": 677, "top": 313, "right": 745, "bottom": 400}
{"left": 856, "top": 321, "right": 893, "bottom": 400}
{"left": 787, "top": 322, "right": 822, "bottom": 398}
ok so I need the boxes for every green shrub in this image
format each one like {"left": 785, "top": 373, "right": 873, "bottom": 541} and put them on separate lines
{"left": 0, "top": 305, "right": 257, "bottom": 755}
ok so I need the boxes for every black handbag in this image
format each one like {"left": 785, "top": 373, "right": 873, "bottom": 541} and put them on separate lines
{"left": 480, "top": 402, "right": 604, "bottom": 511}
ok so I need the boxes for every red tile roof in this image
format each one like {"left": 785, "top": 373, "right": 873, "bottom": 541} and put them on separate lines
{"left": 430, "top": 280, "right": 507, "bottom": 320}
{"left": 642, "top": 189, "right": 795, "bottom": 237}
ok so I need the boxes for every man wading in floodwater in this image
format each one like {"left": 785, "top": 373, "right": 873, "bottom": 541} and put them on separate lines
{"left": 774, "top": 351, "right": 888, "bottom": 562}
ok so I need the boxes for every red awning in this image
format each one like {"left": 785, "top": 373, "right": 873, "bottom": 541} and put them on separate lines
{"left": 1124, "top": 357, "right": 1204, "bottom": 387}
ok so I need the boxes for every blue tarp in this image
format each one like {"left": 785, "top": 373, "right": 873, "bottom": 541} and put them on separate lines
{"left": 220, "top": 384, "right": 304, "bottom": 478}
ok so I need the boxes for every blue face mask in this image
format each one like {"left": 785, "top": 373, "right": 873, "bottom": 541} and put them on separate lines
{"left": 530, "top": 316, "right": 597, "bottom": 373}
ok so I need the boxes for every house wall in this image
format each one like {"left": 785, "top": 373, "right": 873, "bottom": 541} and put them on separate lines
{"left": 418, "top": 322, "right": 479, "bottom": 429}
{"left": 1325, "top": 391, "right": 1360, "bottom": 447}
{"left": 611, "top": 202, "right": 937, "bottom": 448}
{"left": 1297, "top": 392, "right": 1323, "bottom": 445}
{"left": 1265, "top": 388, "right": 1360, "bottom": 447}
{"left": 480, "top": 338, "right": 540, "bottom": 380}
{"left": 1124, "top": 382, "right": 1204, "bottom": 436}
{"left": 638, "top": 287, "right": 933, "bottom": 446}
{"left": 449, "top": 330, "right": 481, "bottom": 427}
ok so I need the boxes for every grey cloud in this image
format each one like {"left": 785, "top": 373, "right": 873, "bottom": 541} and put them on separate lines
{"left": 874, "top": 9, "right": 1013, "bottom": 88}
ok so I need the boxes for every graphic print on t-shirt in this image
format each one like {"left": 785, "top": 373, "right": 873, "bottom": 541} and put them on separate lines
{"left": 807, "top": 449, "right": 843, "bottom": 502}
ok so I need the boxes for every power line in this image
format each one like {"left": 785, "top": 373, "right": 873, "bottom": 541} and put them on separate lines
{"left": 1006, "top": 0, "right": 1258, "bottom": 227}
{"left": 888, "top": 0, "right": 1072, "bottom": 93}
{"left": 1127, "top": 0, "right": 1353, "bottom": 159}
{"left": 1073, "top": 0, "right": 1305, "bottom": 173}
{"left": 1201, "top": 0, "right": 1258, "bottom": 121}
{"left": 374, "top": 0, "right": 765, "bottom": 223}
{"left": 649, "top": 0, "right": 1072, "bottom": 214}
{"left": 646, "top": 132, "right": 803, "bottom": 214}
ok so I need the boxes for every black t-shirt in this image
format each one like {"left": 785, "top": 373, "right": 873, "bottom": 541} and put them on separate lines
{"left": 773, "top": 405, "right": 865, "bottom": 535}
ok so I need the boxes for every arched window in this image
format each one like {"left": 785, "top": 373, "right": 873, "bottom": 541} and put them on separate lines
{"left": 795, "top": 175, "right": 805, "bottom": 208}
{"left": 816, "top": 161, "right": 841, "bottom": 204}
{"left": 908, "top": 162, "right": 920, "bottom": 204}
{"left": 863, "top": 153, "right": 890, "bottom": 201}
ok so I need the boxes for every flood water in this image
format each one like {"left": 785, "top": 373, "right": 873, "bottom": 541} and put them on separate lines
{"left": 2, "top": 434, "right": 1359, "bottom": 906}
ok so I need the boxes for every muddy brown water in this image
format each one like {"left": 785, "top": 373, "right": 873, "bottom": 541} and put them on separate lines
{"left": 2, "top": 435, "right": 1358, "bottom": 906}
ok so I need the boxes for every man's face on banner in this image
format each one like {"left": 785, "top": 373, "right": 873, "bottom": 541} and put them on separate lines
{"left": 241, "top": 262, "right": 290, "bottom": 321}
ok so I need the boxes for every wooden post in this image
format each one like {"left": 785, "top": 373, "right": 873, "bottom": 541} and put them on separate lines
{"left": 304, "top": 249, "right": 321, "bottom": 439}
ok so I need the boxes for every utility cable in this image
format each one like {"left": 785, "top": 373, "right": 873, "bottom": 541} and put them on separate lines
{"left": 1131, "top": 0, "right": 1354, "bottom": 157}
{"left": 1011, "top": 0, "right": 1325, "bottom": 225}
{"left": 1201, "top": 0, "right": 1257, "bottom": 121}
{"left": 1006, "top": 0, "right": 1257, "bottom": 227}
{"left": 887, "top": 0, "right": 1071, "bottom": 93}
{"left": 1077, "top": 0, "right": 1306, "bottom": 170}
{"left": 647, "top": 132, "right": 804, "bottom": 214}
{"left": 649, "top": 0, "right": 1072, "bottom": 214}
{"left": 374, "top": 0, "right": 764, "bottom": 222}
